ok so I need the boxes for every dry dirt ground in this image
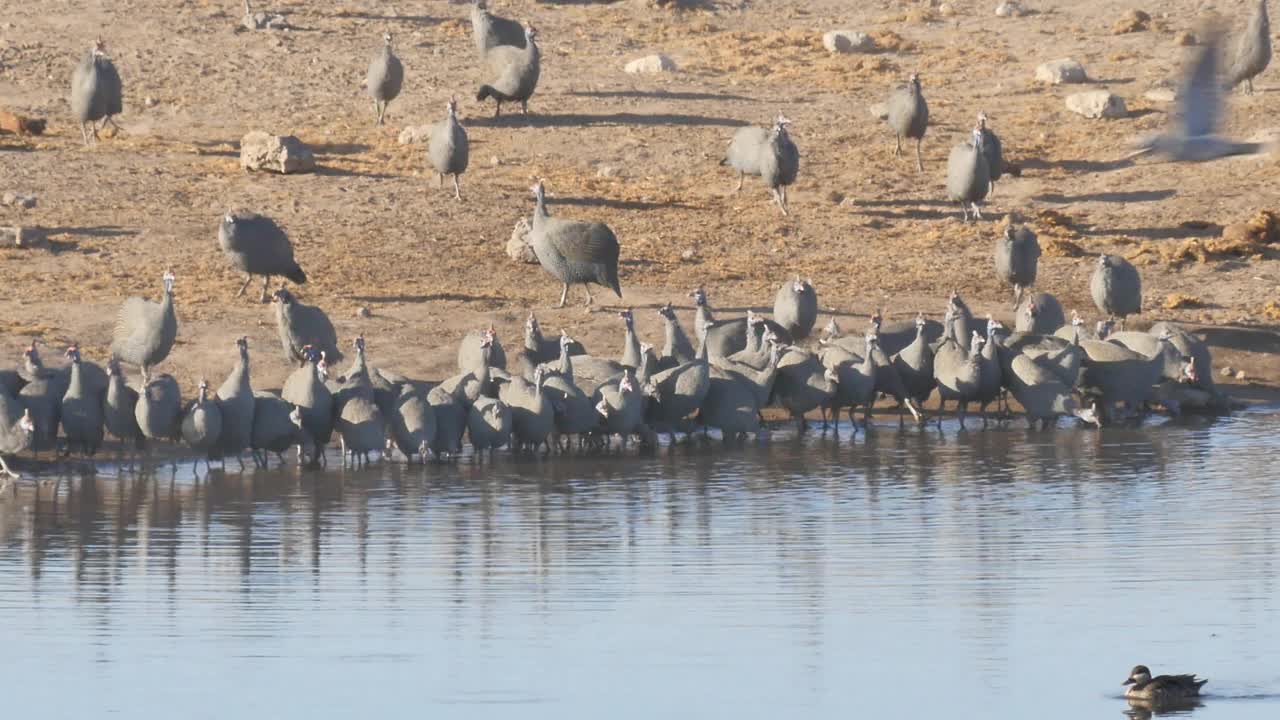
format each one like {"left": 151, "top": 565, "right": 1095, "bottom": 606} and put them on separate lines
{"left": 1, "top": 0, "right": 1278, "bottom": 406}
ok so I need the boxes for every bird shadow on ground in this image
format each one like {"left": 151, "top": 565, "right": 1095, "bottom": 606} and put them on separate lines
{"left": 1019, "top": 157, "right": 1135, "bottom": 173}
{"left": 188, "top": 140, "right": 238, "bottom": 158}
{"left": 1085, "top": 76, "right": 1136, "bottom": 85}
{"left": 550, "top": 196, "right": 695, "bottom": 211}
{"left": 1034, "top": 189, "right": 1176, "bottom": 203}
{"left": 469, "top": 112, "right": 749, "bottom": 129}
{"left": 349, "top": 293, "right": 500, "bottom": 304}
{"left": 566, "top": 89, "right": 758, "bottom": 103}
{"left": 314, "top": 165, "right": 398, "bottom": 180}
{"left": 1198, "top": 325, "right": 1280, "bottom": 354}
{"left": 43, "top": 225, "right": 137, "bottom": 238}
{"left": 328, "top": 11, "right": 444, "bottom": 25}
{"left": 846, "top": 198, "right": 954, "bottom": 208}
{"left": 1078, "top": 223, "right": 1221, "bottom": 240}
{"left": 312, "top": 142, "right": 372, "bottom": 155}
{"left": 852, "top": 206, "right": 960, "bottom": 221}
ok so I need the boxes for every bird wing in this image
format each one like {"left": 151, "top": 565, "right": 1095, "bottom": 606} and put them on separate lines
{"left": 552, "top": 220, "right": 619, "bottom": 265}
{"left": 113, "top": 297, "right": 152, "bottom": 340}
{"left": 1178, "top": 31, "right": 1224, "bottom": 138}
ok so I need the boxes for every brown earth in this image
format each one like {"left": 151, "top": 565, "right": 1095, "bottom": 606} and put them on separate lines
{"left": 1, "top": 0, "right": 1278, "bottom": 406}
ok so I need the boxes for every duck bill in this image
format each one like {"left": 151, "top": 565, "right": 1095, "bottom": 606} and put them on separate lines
{"left": 1122, "top": 678, "right": 1135, "bottom": 686}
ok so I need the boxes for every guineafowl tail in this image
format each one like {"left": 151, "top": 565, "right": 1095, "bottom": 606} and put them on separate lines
{"left": 718, "top": 157, "right": 728, "bottom": 166}
{"left": 285, "top": 264, "right": 307, "bottom": 285}
{"left": 476, "top": 85, "right": 496, "bottom": 102}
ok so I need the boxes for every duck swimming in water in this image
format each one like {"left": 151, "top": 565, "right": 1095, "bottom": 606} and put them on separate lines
{"left": 1123, "top": 664, "right": 1207, "bottom": 703}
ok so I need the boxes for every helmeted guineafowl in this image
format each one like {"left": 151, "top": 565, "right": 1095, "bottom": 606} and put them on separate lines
{"left": 219, "top": 211, "right": 307, "bottom": 302}
{"left": 1016, "top": 292, "right": 1066, "bottom": 335}
{"left": 70, "top": 38, "right": 122, "bottom": 146}
{"left": 212, "top": 336, "right": 255, "bottom": 467}
{"left": 470, "top": 0, "right": 525, "bottom": 57}
{"left": 528, "top": 179, "right": 622, "bottom": 308}
{"left": 428, "top": 97, "right": 470, "bottom": 200}
{"left": 59, "top": 345, "right": 105, "bottom": 457}
{"left": 112, "top": 270, "right": 177, "bottom": 384}
{"left": 103, "top": 356, "right": 141, "bottom": 454}
{"left": 886, "top": 73, "right": 929, "bottom": 171}
{"left": 977, "top": 112, "right": 1003, "bottom": 194}
{"left": 250, "top": 392, "right": 309, "bottom": 468}
{"left": 467, "top": 396, "right": 512, "bottom": 455}
{"left": 722, "top": 115, "right": 800, "bottom": 214}
{"left": 1227, "top": 0, "right": 1271, "bottom": 95}
{"left": 366, "top": 32, "right": 404, "bottom": 125}
{"left": 476, "top": 24, "right": 540, "bottom": 116}
{"left": 272, "top": 287, "right": 341, "bottom": 367}
{"left": 1091, "top": 254, "right": 1142, "bottom": 328}
{"left": 773, "top": 277, "right": 818, "bottom": 341}
{"left": 390, "top": 384, "right": 436, "bottom": 463}
{"left": 994, "top": 223, "right": 1039, "bottom": 308}
{"left": 0, "top": 392, "right": 35, "bottom": 480}
{"left": 282, "top": 346, "right": 334, "bottom": 466}
{"left": 947, "top": 125, "right": 991, "bottom": 221}
{"left": 181, "top": 379, "right": 223, "bottom": 470}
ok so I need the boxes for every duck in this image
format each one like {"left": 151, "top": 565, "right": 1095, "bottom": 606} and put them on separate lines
{"left": 1122, "top": 665, "right": 1207, "bottom": 704}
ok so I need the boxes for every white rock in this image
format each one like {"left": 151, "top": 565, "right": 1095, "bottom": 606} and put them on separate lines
{"left": 507, "top": 217, "right": 539, "bottom": 264}
{"left": 1035, "top": 59, "right": 1088, "bottom": 84}
{"left": 995, "top": 1, "right": 1027, "bottom": 17}
{"left": 1066, "top": 90, "right": 1127, "bottom": 119}
{"left": 625, "top": 54, "right": 677, "bottom": 74}
{"left": 1220, "top": 366, "right": 1235, "bottom": 377}
{"left": 398, "top": 125, "right": 432, "bottom": 145}
{"left": 239, "top": 131, "right": 316, "bottom": 174}
{"left": 822, "top": 30, "right": 876, "bottom": 54}
{"left": 243, "top": 11, "right": 290, "bottom": 31}
{"left": 1235, "top": 369, "right": 1247, "bottom": 380}
{"left": 144, "top": 96, "right": 158, "bottom": 108}
{"left": 869, "top": 102, "right": 889, "bottom": 121}
{"left": 1143, "top": 84, "right": 1177, "bottom": 103}
{"left": 1, "top": 191, "right": 36, "bottom": 209}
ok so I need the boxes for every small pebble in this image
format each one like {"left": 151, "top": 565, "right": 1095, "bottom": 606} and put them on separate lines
{"left": 1220, "top": 366, "right": 1235, "bottom": 377}
{"left": 490, "top": 156, "right": 501, "bottom": 166}
{"left": 356, "top": 306, "right": 372, "bottom": 318}
{"left": 1235, "top": 370, "right": 1247, "bottom": 381}
{"left": 144, "top": 96, "right": 158, "bottom": 107}
{"left": 680, "top": 249, "right": 695, "bottom": 261}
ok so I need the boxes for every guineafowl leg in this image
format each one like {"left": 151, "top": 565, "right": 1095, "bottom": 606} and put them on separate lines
{"left": 733, "top": 172, "right": 744, "bottom": 193}
{"left": 494, "top": 99, "right": 503, "bottom": 118}
{"left": 0, "top": 455, "right": 19, "bottom": 479}
{"left": 521, "top": 100, "right": 529, "bottom": 115}
{"left": 555, "top": 283, "right": 569, "bottom": 309}
{"left": 894, "top": 134, "right": 902, "bottom": 157}
{"left": 972, "top": 202, "right": 983, "bottom": 220}
{"left": 237, "top": 275, "right": 254, "bottom": 297}
{"left": 958, "top": 402, "right": 967, "bottom": 430}
{"left": 1246, "top": 79, "right": 1254, "bottom": 96}
{"left": 80, "top": 122, "right": 91, "bottom": 146}
{"left": 1013, "top": 284, "right": 1024, "bottom": 310}
{"left": 989, "top": 179, "right": 997, "bottom": 197}
{"left": 773, "top": 188, "right": 788, "bottom": 216}
{"left": 914, "top": 138, "right": 924, "bottom": 172}
{"left": 453, "top": 174, "right": 462, "bottom": 201}
{"left": 959, "top": 202, "right": 970, "bottom": 222}
{"left": 260, "top": 275, "right": 272, "bottom": 303}
{"left": 583, "top": 284, "right": 594, "bottom": 306}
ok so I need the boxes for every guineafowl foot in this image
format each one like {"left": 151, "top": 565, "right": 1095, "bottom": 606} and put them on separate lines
{"left": 915, "top": 140, "right": 924, "bottom": 172}
{"left": 452, "top": 175, "right": 462, "bottom": 201}
{"left": 237, "top": 275, "right": 254, "bottom": 298}
{"left": 893, "top": 135, "right": 902, "bottom": 157}
{"left": 554, "top": 283, "right": 569, "bottom": 309}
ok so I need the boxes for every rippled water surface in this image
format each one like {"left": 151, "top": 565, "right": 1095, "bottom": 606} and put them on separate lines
{"left": 3, "top": 413, "right": 1280, "bottom": 719}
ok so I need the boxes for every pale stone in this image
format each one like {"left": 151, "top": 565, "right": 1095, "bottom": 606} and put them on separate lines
{"left": 239, "top": 131, "right": 316, "bottom": 174}
{"left": 995, "top": 1, "right": 1028, "bottom": 17}
{"left": 398, "top": 125, "right": 432, "bottom": 145}
{"left": 625, "top": 54, "right": 677, "bottom": 74}
{"left": 507, "top": 217, "right": 539, "bottom": 264}
{"left": 1066, "top": 90, "right": 1127, "bottom": 119}
{"left": 1035, "top": 59, "right": 1088, "bottom": 84}
{"left": 869, "top": 102, "right": 889, "bottom": 120}
{"left": 822, "top": 30, "right": 876, "bottom": 54}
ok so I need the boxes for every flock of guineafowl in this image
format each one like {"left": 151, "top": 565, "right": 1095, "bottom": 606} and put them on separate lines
{"left": 1, "top": 0, "right": 1270, "bottom": 479}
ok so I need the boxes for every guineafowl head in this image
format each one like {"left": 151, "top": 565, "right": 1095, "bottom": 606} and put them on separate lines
{"left": 1070, "top": 310, "right": 1083, "bottom": 328}
{"left": 317, "top": 351, "right": 330, "bottom": 379}
{"left": 272, "top": 286, "right": 294, "bottom": 304}
{"left": 236, "top": 336, "right": 249, "bottom": 358}
{"left": 619, "top": 308, "right": 634, "bottom": 328}
{"left": 977, "top": 111, "right": 989, "bottom": 129}
{"left": 354, "top": 336, "right": 366, "bottom": 354}
{"left": 595, "top": 399, "right": 611, "bottom": 419}
{"left": 822, "top": 316, "right": 840, "bottom": 338}
{"left": 639, "top": 341, "right": 654, "bottom": 357}
{"left": 690, "top": 287, "right": 707, "bottom": 307}
{"left": 162, "top": 270, "right": 176, "bottom": 295}
{"left": 64, "top": 344, "right": 81, "bottom": 363}
{"left": 560, "top": 330, "right": 575, "bottom": 348}
{"left": 791, "top": 276, "right": 806, "bottom": 294}
{"left": 658, "top": 303, "right": 676, "bottom": 320}
{"left": 93, "top": 37, "right": 107, "bottom": 57}
{"left": 523, "top": 24, "right": 538, "bottom": 41}
{"left": 908, "top": 73, "right": 921, "bottom": 91}
{"left": 382, "top": 32, "right": 394, "bottom": 47}
{"left": 986, "top": 315, "right": 1003, "bottom": 335}
{"left": 18, "top": 409, "right": 35, "bottom": 434}
{"left": 747, "top": 310, "right": 763, "bottom": 327}
{"left": 107, "top": 356, "right": 123, "bottom": 376}
{"left": 914, "top": 312, "right": 926, "bottom": 330}
{"left": 526, "top": 311, "right": 539, "bottom": 332}
{"left": 447, "top": 96, "right": 458, "bottom": 117}
{"left": 1181, "top": 356, "right": 1199, "bottom": 384}
{"left": 1097, "top": 254, "right": 1114, "bottom": 269}
{"left": 530, "top": 179, "right": 546, "bottom": 204}
{"left": 197, "top": 378, "right": 210, "bottom": 399}
{"left": 869, "top": 310, "right": 883, "bottom": 333}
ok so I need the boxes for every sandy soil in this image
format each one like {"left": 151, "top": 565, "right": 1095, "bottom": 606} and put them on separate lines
{"left": 1, "top": 0, "right": 1277, "bottom": 405}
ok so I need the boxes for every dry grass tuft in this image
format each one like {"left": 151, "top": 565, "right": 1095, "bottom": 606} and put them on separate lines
{"left": 1165, "top": 293, "right": 1205, "bottom": 309}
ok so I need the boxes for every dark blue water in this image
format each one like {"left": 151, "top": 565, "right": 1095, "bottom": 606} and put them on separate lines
{"left": 2, "top": 412, "right": 1279, "bottom": 719}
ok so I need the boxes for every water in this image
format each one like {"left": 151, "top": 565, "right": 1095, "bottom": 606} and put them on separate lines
{"left": 3, "top": 413, "right": 1280, "bottom": 719}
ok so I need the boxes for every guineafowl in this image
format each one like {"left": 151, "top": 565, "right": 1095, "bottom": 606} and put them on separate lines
{"left": 818, "top": 337, "right": 876, "bottom": 433}
{"left": 692, "top": 288, "right": 792, "bottom": 359}
{"left": 69, "top": 38, "right": 122, "bottom": 146}
{"left": 212, "top": 337, "right": 255, "bottom": 467}
{"left": 181, "top": 379, "right": 223, "bottom": 470}
{"left": 439, "top": 329, "right": 500, "bottom": 406}
{"left": 272, "top": 287, "right": 341, "bottom": 367}
{"left": 1227, "top": 0, "right": 1271, "bottom": 95}
{"left": 250, "top": 392, "right": 310, "bottom": 468}
{"left": 593, "top": 368, "right": 648, "bottom": 449}
{"left": 528, "top": 179, "right": 622, "bottom": 308}
{"left": 103, "top": 356, "right": 142, "bottom": 455}
{"left": 390, "top": 384, "right": 436, "bottom": 463}
{"left": 428, "top": 97, "right": 470, "bottom": 200}
{"left": 366, "top": 32, "right": 404, "bottom": 125}
{"left": 470, "top": 0, "right": 525, "bottom": 56}
{"left": 772, "top": 346, "right": 838, "bottom": 431}
{"left": 135, "top": 373, "right": 182, "bottom": 447}
{"left": 645, "top": 329, "right": 711, "bottom": 441}
{"left": 886, "top": 73, "right": 929, "bottom": 171}
{"left": 59, "top": 345, "right": 105, "bottom": 457}
{"left": 722, "top": 116, "right": 800, "bottom": 214}
{"left": 219, "top": 211, "right": 307, "bottom": 303}
{"left": 1007, "top": 353, "right": 1098, "bottom": 430}
{"left": 722, "top": 312, "right": 773, "bottom": 372}
{"left": 541, "top": 338, "right": 599, "bottom": 450}
{"left": 1148, "top": 321, "right": 1218, "bottom": 395}
{"left": 282, "top": 346, "right": 334, "bottom": 466}
{"left": 1090, "top": 254, "right": 1142, "bottom": 328}
{"left": 516, "top": 312, "right": 586, "bottom": 377}
{"left": 994, "top": 223, "right": 1039, "bottom": 308}
{"left": 947, "top": 126, "right": 991, "bottom": 221}
{"left": 18, "top": 377, "right": 61, "bottom": 457}
{"left": 657, "top": 303, "right": 696, "bottom": 371}
{"left": 476, "top": 24, "right": 540, "bottom": 116}
{"left": 869, "top": 311, "right": 945, "bottom": 358}
{"left": 1016, "top": 292, "right": 1066, "bottom": 335}
{"left": 933, "top": 331, "right": 985, "bottom": 429}
{"left": 427, "top": 384, "right": 467, "bottom": 459}
{"left": 1078, "top": 333, "right": 1176, "bottom": 422}
{"left": 336, "top": 376, "right": 385, "bottom": 466}
{"left": 112, "top": 270, "right": 177, "bottom": 384}
{"left": 774, "top": 277, "right": 818, "bottom": 340}
{"left": 716, "top": 334, "right": 781, "bottom": 413}
{"left": 0, "top": 395, "right": 35, "bottom": 480}
{"left": 499, "top": 366, "right": 555, "bottom": 453}
{"left": 866, "top": 334, "right": 923, "bottom": 425}
{"left": 467, "top": 396, "right": 512, "bottom": 455}
{"left": 977, "top": 112, "right": 1003, "bottom": 194}
{"left": 891, "top": 313, "right": 937, "bottom": 419}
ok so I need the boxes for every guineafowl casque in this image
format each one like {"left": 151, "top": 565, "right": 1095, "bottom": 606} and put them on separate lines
{"left": 428, "top": 97, "right": 469, "bottom": 200}
{"left": 1227, "top": 0, "right": 1271, "bottom": 95}
{"left": 476, "top": 24, "right": 540, "bottom": 116}
{"left": 994, "top": 223, "right": 1039, "bottom": 308}
{"left": 273, "top": 287, "right": 341, "bottom": 367}
{"left": 219, "top": 211, "right": 307, "bottom": 302}
{"left": 722, "top": 115, "right": 800, "bottom": 215}
{"left": 366, "top": 32, "right": 404, "bottom": 125}
{"left": 112, "top": 270, "right": 177, "bottom": 383}
{"left": 70, "top": 38, "right": 122, "bottom": 145}
{"left": 773, "top": 277, "right": 818, "bottom": 340}
{"left": 528, "top": 179, "right": 622, "bottom": 308}
{"left": 59, "top": 345, "right": 105, "bottom": 457}
{"left": 947, "top": 125, "right": 991, "bottom": 221}
{"left": 1091, "top": 254, "right": 1142, "bottom": 328}
{"left": 977, "top": 112, "right": 1003, "bottom": 194}
{"left": 470, "top": 0, "right": 525, "bottom": 57}
{"left": 886, "top": 73, "right": 929, "bottom": 171}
